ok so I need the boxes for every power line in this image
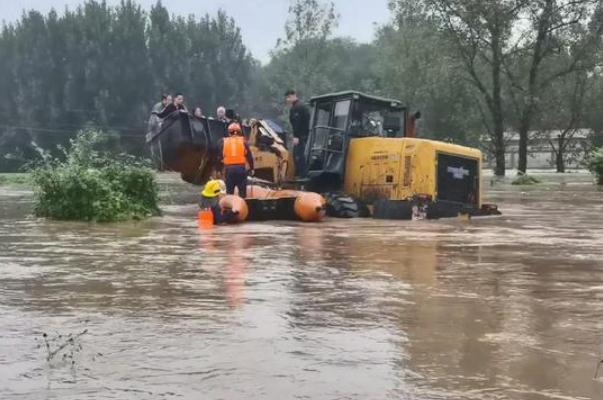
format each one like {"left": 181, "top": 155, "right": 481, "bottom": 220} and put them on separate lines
{"left": 0, "top": 124, "right": 146, "bottom": 139}
{"left": 24, "top": 121, "right": 146, "bottom": 131}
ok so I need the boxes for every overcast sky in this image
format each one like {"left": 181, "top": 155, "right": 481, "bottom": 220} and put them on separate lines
{"left": 2, "top": 0, "right": 392, "bottom": 62}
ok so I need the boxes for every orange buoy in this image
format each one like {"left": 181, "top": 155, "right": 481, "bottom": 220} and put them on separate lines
{"left": 219, "top": 195, "right": 249, "bottom": 222}
{"left": 294, "top": 192, "right": 326, "bottom": 222}
{"left": 246, "top": 185, "right": 326, "bottom": 222}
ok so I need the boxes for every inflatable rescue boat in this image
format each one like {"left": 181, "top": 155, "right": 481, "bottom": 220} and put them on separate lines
{"left": 246, "top": 185, "right": 326, "bottom": 222}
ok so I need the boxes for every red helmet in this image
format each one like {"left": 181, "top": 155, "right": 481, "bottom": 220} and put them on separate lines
{"left": 228, "top": 123, "right": 242, "bottom": 135}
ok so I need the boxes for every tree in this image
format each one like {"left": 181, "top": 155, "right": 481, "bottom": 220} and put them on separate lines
{"left": 260, "top": 0, "right": 384, "bottom": 126}
{"left": 502, "top": 0, "right": 603, "bottom": 173}
{"left": 0, "top": 0, "right": 255, "bottom": 170}
{"left": 279, "top": 0, "right": 338, "bottom": 47}
{"left": 534, "top": 69, "right": 589, "bottom": 172}
{"left": 402, "top": 0, "right": 603, "bottom": 176}
{"left": 583, "top": 68, "right": 603, "bottom": 147}
{"left": 415, "top": 0, "right": 520, "bottom": 176}
{"left": 262, "top": 0, "right": 340, "bottom": 111}
{"left": 375, "top": 2, "right": 483, "bottom": 146}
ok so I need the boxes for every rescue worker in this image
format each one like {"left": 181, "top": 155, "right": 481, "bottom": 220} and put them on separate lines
{"left": 199, "top": 179, "right": 239, "bottom": 224}
{"left": 285, "top": 89, "right": 310, "bottom": 176}
{"left": 219, "top": 123, "right": 254, "bottom": 198}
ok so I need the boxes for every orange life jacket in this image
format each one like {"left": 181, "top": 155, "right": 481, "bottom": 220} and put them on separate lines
{"left": 223, "top": 136, "right": 247, "bottom": 166}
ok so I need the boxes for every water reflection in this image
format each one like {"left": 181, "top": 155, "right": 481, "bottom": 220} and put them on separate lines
{"left": 224, "top": 236, "right": 251, "bottom": 308}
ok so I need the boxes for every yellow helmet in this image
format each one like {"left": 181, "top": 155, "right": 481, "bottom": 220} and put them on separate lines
{"left": 201, "top": 179, "right": 226, "bottom": 198}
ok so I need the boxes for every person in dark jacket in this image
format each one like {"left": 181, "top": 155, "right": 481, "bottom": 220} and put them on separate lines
{"left": 154, "top": 93, "right": 187, "bottom": 119}
{"left": 193, "top": 106, "right": 204, "bottom": 118}
{"left": 152, "top": 94, "right": 172, "bottom": 113}
{"left": 285, "top": 89, "right": 310, "bottom": 176}
{"left": 147, "top": 94, "right": 172, "bottom": 135}
{"left": 218, "top": 123, "right": 255, "bottom": 198}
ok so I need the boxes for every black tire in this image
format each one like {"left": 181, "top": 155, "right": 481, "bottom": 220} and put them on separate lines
{"left": 324, "top": 192, "right": 361, "bottom": 218}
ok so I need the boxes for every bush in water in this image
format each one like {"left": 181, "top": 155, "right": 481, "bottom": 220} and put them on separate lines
{"left": 511, "top": 173, "right": 541, "bottom": 185}
{"left": 588, "top": 147, "right": 603, "bottom": 185}
{"left": 31, "top": 129, "right": 160, "bottom": 222}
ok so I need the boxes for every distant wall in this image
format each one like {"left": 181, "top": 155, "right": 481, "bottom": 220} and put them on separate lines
{"left": 484, "top": 132, "right": 591, "bottom": 170}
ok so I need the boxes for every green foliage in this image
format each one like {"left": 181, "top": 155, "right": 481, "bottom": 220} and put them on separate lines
{"left": 280, "top": 0, "right": 338, "bottom": 47}
{"left": 588, "top": 148, "right": 603, "bottom": 185}
{"left": 374, "top": 7, "right": 483, "bottom": 146}
{"left": 31, "top": 129, "right": 160, "bottom": 222}
{"left": 511, "top": 174, "right": 541, "bottom": 186}
{"left": 257, "top": 0, "right": 380, "bottom": 125}
{"left": 0, "top": 1, "right": 254, "bottom": 171}
{"left": 396, "top": 0, "right": 603, "bottom": 174}
{"left": 2, "top": 0, "right": 603, "bottom": 176}
{"left": 584, "top": 73, "right": 603, "bottom": 143}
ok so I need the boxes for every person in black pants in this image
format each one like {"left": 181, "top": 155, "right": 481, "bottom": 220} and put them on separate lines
{"left": 285, "top": 89, "right": 310, "bottom": 177}
{"left": 218, "top": 123, "right": 255, "bottom": 198}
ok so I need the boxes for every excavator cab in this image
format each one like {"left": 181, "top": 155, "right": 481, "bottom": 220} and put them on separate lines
{"left": 301, "top": 91, "right": 499, "bottom": 219}
{"left": 304, "top": 91, "right": 417, "bottom": 191}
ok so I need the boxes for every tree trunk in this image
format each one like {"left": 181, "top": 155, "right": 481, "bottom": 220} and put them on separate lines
{"left": 556, "top": 151, "right": 565, "bottom": 172}
{"left": 491, "top": 27, "right": 505, "bottom": 177}
{"left": 517, "top": 111, "right": 532, "bottom": 174}
{"left": 518, "top": 128, "right": 528, "bottom": 173}
{"left": 517, "top": 0, "right": 554, "bottom": 174}
{"left": 493, "top": 113, "right": 506, "bottom": 176}
{"left": 556, "top": 135, "right": 565, "bottom": 173}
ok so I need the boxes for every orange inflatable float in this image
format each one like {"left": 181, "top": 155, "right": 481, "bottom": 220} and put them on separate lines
{"left": 246, "top": 185, "right": 326, "bottom": 222}
{"left": 219, "top": 195, "right": 249, "bottom": 223}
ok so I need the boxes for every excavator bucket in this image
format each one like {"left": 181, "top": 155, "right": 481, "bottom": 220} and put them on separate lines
{"left": 147, "top": 113, "right": 292, "bottom": 187}
{"left": 147, "top": 110, "right": 220, "bottom": 185}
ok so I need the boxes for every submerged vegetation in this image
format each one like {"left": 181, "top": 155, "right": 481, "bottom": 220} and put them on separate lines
{"left": 31, "top": 129, "right": 160, "bottom": 222}
{"left": 0, "top": 173, "right": 30, "bottom": 186}
{"left": 511, "top": 174, "right": 541, "bottom": 186}
{"left": 588, "top": 148, "right": 603, "bottom": 185}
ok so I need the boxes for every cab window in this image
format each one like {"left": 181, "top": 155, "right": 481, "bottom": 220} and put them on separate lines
{"left": 333, "top": 100, "right": 351, "bottom": 130}
{"left": 314, "top": 102, "right": 332, "bottom": 127}
{"left": 350, "top": 101, "right": 404, "bottom": 138}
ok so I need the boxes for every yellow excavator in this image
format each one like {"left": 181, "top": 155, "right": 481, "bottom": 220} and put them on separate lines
{"left": 147, "top": 90, "right": 499, "bottom": 219}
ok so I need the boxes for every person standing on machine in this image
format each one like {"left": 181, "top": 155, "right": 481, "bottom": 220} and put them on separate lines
{"left": 219, "top": 123, "right": 255, "bottom": 198}
{"left": 155, "top": 93, "right": 187, "bottom": 119}
{"left": 285, "top": 89, "right": 310, "bottom": 176}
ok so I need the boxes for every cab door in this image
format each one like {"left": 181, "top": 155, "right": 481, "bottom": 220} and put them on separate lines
{"left": 307, "top": 99, "right": 351, "bottom": 177}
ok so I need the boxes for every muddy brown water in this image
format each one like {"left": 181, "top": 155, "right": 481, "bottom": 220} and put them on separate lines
{"left": 1, "top": 173, "right": 602, "bottom": 400}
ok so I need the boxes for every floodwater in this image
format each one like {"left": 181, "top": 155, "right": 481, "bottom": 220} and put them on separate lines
{"left": 1, "top": 173, "right": 602, "bottom": 400}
